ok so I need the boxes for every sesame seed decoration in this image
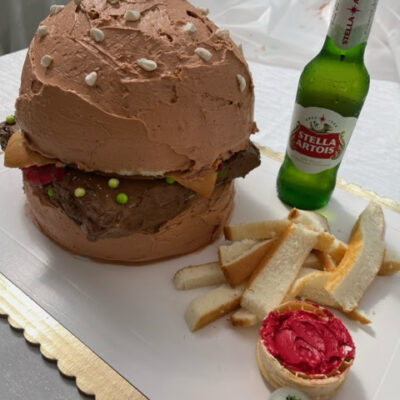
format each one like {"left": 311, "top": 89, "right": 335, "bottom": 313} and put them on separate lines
{"left": 238, "top": 43, "right": 244, "bottom": 55}
{"left": 74, "top": 188, "right": 86, "bottom": 198}
{"left": 116, "top": 193, "right": 129, "bottom": 204}
{"left": 216, "top": 28, "right": 230, "bottom": 39}
{"left": 137, "top": 58, "right": 158, "bottom": 72}
{"left": 41, "top": 55, "right": 53, "bottom": 68}
{"left": 236, "top": 74, "right": 246, "bottom": 93}
{"left": 85, "top": 71, "right": 98, "bottom": 87}
{"left": 108, "top": 178, "right": 120, "bottom": 189}
{"left": 90, "top": 28, "right": 105, "bottom": 42}
{"left": 36, "top": 25, "right": 48, "bottom": 38}
{"left": 124, "top": 10, "right": 141, "bottom": 21}
{"left": 197, "top": 7, "right": 209, "bottom": 16}
{"left": 184, "top": 22, "right": 197, "bottom": 33}
{"left": 194, "top": 47, "right": 212, "bottom": 62}
{"left": 49, "top": 5, "right": 64, "bottom": 16}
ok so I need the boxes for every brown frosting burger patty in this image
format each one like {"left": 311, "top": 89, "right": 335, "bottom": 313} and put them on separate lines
{"left": 24, "top": 143, "right": 259, "bottom": 241}
{"left": 1, "top": 124, "right": 260, "bottom": 241}
{"left": 25, "top": 180, "right": 235, "bottom": 263}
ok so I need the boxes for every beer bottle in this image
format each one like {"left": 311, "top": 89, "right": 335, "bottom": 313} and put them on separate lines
{"left": 277, "top": 0, "right": 379, "bottom": 210}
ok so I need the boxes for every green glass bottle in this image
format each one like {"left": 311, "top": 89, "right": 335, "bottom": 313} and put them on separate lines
{"left": 277, "top": 0, "right": 378, "bottom": 210}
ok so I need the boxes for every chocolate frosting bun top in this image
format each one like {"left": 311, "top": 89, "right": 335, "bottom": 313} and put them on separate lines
{"left": 16, "top": 0, "right": 256, "bottom": 176}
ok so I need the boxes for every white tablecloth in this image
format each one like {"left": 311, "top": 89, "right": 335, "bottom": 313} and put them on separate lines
{"left": 196, "top": 0, "right": 400, "bottom": 82}
{"left": 3, "top": 0, "right": 400, "bottom": 82}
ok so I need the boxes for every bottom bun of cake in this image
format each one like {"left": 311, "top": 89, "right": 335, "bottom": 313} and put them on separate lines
{"left": 256, "top": 301, "right": 355, "bottom": 400}
{"left": 25, "top": 181, "right": 234, "bottom": 263}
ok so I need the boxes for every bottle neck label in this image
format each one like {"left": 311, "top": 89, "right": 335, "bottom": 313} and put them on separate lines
{"left": 328, "top": 0, "right": 378, "bottom": 49}
{"left": 287, "top": 104, "right": 357, "bottom": 174}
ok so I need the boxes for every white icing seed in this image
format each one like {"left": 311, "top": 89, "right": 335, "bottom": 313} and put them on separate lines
{"left": 40, "top": 55, "right": 53, "bottom": 68}
{"left": 36, "top": 25, "right": 48, "bottom": 38}
{"left": 194, "top": 47, "right": 212, "bottom": 62}
{"left": 85, "top": 71, "right": 98, "bottom": 87}
{"left": 236, "top": 74, "right": 246, "bottom": 93}
{"left": 197, "top": 7, "right": 209, "bottom": 16}
{"left": 137, "top": 58, "right": 158, "bottom": 72}
{"left": 184, "top": 22, "right": 197, "bottom": 33}
{"left": 74, "top": 0, "right": 81, "bottom": 5}
{"left": 90, "top": 28, "right": 105, "bottom": 42}
{"left": 238, "top": 43, "right": 243, "bottom": 54}
{"left": 49, "top": 5, "right": 64, "bottom": 15}
{"left": 124, "top": 10, "right": 141, "bottom": 21}
{"left": 216, "top": 28, "right": 230, "bottom": 39}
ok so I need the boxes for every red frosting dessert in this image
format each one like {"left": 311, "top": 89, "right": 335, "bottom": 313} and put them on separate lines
{"left": 256, "top": 301, "right": 356, "bottom": 400}
{"left": 260, "top": 304, "right": 355, "bottom": 376}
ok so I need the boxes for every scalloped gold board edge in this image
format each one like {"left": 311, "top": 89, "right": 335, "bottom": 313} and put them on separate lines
{"left": 0, "top": 273, "right": 147, "bottom": 400}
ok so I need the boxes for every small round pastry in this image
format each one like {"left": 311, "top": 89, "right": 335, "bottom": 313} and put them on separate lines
{"left": 257, "top": 301, "right": 355, "bottom": 400}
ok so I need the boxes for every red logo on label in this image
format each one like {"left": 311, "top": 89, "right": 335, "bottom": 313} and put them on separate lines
{"left": 290, "top": 122, "right": 344, "bottom": 159}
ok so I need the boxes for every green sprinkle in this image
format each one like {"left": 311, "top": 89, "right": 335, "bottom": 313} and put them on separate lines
{"left": 286, "top": 396, "right": 302, "bottom": 400}
{"left": 108, "top": 178, "right": 120, "bottom": 189}
{"left": 116, "top": 192, "right": 128, "bottom": 204}
{"left": 6, "top": 115, "right": 16, "bottom": 125}
{"left": 165, "top": 177, "right": 175, "bottom": 184}
{"left": 74, "top": 187, "right": 86, "bottom": 198}
{"left": 217, "top": 165, "right": 228, "bottom": 179}
{"left": 47, "top": 187, "right": 55, "bottom": 197}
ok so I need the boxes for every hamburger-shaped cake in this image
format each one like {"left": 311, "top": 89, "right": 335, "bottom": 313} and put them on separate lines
{"left": 257, "top": 301, "right": 355, "bottom": 400}
{"left": 1, "top": 0, "right": 260, "bottom": 263}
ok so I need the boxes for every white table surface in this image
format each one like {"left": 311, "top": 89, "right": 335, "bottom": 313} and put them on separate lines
{"left": 0, "top": 7, "right": 399, "bottom": 398}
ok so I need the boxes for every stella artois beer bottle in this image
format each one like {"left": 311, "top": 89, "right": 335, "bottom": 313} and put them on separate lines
{"left": 277, "top": 0, "right": 378, "bottom": 209}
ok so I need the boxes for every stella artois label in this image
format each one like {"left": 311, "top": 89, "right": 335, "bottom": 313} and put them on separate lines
{"left": 287, "top": 104, "right": 357, "bottom": 174}
{"left": 328, "top": 0, "right": 378, "bottom": 49}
